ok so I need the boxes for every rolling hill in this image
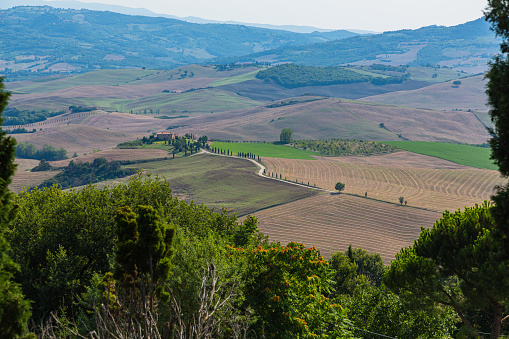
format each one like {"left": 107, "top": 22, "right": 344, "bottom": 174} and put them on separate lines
{"left": 0, "top": 5, "right": 356, "bottom": 78}
{"left": 215, "top": 18, "right": 499, "bottom": 73}
{"left": 361, "top": 74, "right": 489, "bottom": 111}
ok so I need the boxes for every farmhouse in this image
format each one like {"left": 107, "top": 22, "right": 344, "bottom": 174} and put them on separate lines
{"left": 156, "top": 131, "right": 177, "bottom": 140}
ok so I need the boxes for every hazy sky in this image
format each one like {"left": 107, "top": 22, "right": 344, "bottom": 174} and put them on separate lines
{"left": 71, "top": 0, "right": 488, "bottom": 32}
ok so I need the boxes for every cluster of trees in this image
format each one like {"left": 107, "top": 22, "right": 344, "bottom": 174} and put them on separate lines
{"left": 117, "top": 139, "right": 144, "bottom": 148}
{"left": 293, "top": 138, "right": 399, "bottom": 156}
{"left": 16, "top": 141, "right": 67, "bottom": 161}
{"left": 369, "top": 63, "right": 408, "bottom": 73}
{"left": 68, "top": 105, "right": 97, "bottom": 113}
{"left": 3, "top": 107, "right": 65, "bottom": 126}
{"left": 38, "top": 157, "right": 137, "bottom": 189}
{"left": 256, "top": 63, "right": 384, "bottom": 88}
{"left": 6, "top": 127, "right": 36, "bottom": 134}
{"left": 279, "top": 128, "right": 293, "bottom": 144}
{"left": 258, "top": 64, "right": 349, "bottom": 87}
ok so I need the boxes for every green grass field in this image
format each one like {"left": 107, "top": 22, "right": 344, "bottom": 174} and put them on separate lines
{"left": 407, "top": 67, "right": 468, "bottom": 83}
{"left": 127, "top": 154, "right": 318, "bottom": 215}
{"left": 211, "top": 142, "right": 320, "bottom": 160}
{"left": 12, "top": 69, "right": 158, "bottom": 93}
{"left": 210, "top": 70, "right": 259, "bottom": 87}
{"left": 123, "top": 88, "right": 261, "bottom": 114}
{"left": 383, "top": 141, "right": 497, "bottom": 170}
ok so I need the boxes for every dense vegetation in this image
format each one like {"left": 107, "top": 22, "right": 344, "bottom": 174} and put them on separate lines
{"left": 7, "top": 173, "right": 461, "bottom": 338}
{"left": 16, "top": 141, "right": 67, "bottom": 161}
{"left": 38, "top": 157, "right": 137, "bottom": 189}
{"left": 256, "top": 64, "right": 375, "bottom": 88}
{"left": 2, "top": 107, "right": 65, "bottom": 126}
{"left": 293, "top": 139, "right": 399, "bottom": 156}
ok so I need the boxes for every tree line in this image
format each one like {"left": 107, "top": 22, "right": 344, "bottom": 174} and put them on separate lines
{"left": 2, "top": 107, "right": 65, "bottom": 126}
{"left": 16, "top": 141, "right": 67, "bottom": 161}
{"left": 293, "top": 138, "right": 399, "bottom": 156}
{"left": 38, "top": 157, "right": 137, "bottom": 189}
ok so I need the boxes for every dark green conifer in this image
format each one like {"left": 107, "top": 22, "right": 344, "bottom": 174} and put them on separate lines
{"left": 0, "top": 78, "right": 32, "bottom": 338}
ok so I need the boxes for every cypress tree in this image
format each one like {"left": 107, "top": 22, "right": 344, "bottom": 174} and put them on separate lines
{"left": 0, "top": 78, "right": 32, "bottom": 338}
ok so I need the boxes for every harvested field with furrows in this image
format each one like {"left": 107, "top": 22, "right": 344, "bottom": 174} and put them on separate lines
{"left": 262, "top": 153, "right": 506, "bottom": 212}
{"left": 13, "top": 124, "right": 135, "bottom": 155}
{"left": 170, "top": 97, "right": 489, "bottom": 144}
{"left": 78, "top": 113, "right": 175, "bottom": 134}
{"left": 10, "top": 171, "right": 59, "bottom": 193}
{"left": 49, "top": 149, "right": 170, "bottom": 167}
{"left": 251, "top": 193, "right": 442, "bottom": 263}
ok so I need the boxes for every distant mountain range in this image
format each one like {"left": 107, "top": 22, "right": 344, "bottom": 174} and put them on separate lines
{"left": 0, "top": 5, "right": 358, "bottom": 79}
{"left": 0, "top": 5, "right": 500, "bottom": 80}
{"left": 0, "top": 0, "right": 378, "bottom": 34}
{"left": 215, "top": 18, "right": 500, "bottom": 73}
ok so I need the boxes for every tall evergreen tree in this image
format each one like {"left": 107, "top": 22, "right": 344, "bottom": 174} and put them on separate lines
{"left": 485, "top": 0, "right": 509, "bottom": 252}
{"left": 0, "top": 78, "right": 32, "bottom": 337}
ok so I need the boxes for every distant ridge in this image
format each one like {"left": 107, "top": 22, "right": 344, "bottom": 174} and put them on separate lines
{"left": 0, "top": 0, "right": 372, "bottom": 34}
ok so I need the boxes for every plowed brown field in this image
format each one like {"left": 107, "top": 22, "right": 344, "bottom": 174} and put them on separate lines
{"left": 252, "top": 193, "right": 442, "bottom": 263}
{"left": 262, "top": 152, "right": 506, "bottom": 212}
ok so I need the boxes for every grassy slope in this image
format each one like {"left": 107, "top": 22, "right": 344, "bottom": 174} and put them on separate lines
{"left": 209, "top": 70, "right": 260, "bottom": 87}
{"left": 361, "top": 74, "right": 487, "bottom": 111}
{"left": 211, "top": 142, "right": 320, "bottom": 160}
{"left": 115, "top": 88, "right": 262, "bottom": 114}
{"left": 127, "top": 154, "right": 318, "bottom": 215}
{"left": 383, "top": 141, "right": 496, "bottom": 170}
{"left": 11, "top": 69, "right": 158, "bottom": 93}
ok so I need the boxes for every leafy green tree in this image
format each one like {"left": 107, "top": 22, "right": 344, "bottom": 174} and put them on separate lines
{"left": 338, "top": 284, "right": 456, "bottom": 338}
{"left": 242, "top": 242, "right": 355, "bottom": 338}
{"left": 0, "top": 78, "right": 32, "bottom": 338}
{"left": 335, "top": 181, "right": 345, "bottom": 193}
{"left": 384, "top": 203, "right": 509, "bottom": 338}
{"left": 328, "top": 251, "right": 365, "bottom": 295}
{"left": 399, "top": 196, "right": 404, "bottom": 205}
{"left": 279, "top": 128, "right": 293, "bottom": 144}
{"left": 346, "top": 246, "right": 385, "bottom": 287}
{"left": 9, "top": 174, "right": 239, "bottom": 322}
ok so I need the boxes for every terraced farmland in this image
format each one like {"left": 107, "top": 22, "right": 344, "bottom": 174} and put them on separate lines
{"left": 262, "top": 153, "right": 506, "bottom": 212}
{"left": 252, "top": 193, "right": 442, "bottom": 263}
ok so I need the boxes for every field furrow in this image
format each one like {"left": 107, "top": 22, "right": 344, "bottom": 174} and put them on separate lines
{"left": 252, "top": 194, "right": 441, "bottom": 262}
{"left": 262, "top": 156, "right": 506, "bottom": 211}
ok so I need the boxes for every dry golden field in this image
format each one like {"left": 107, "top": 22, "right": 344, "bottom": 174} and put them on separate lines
{"left": 49, "top": 148, "right": 169, "bottom": 167}
{"left": 13, "top": 124, "right": 136, "bottom": 156}
{"left": 10, "top": 170, "right": 59, "bottom": 193}
{"left": 252, "top": 193, "right": 442, "bottom": 263}
{"left": 262, "top": 152, "right": 506, "bottom": 212}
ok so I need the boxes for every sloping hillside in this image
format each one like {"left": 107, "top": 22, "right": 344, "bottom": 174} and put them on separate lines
{"left": 0, "top": 5, "right": 356, "bottom": 75}
{"left": 169, "top": 97, "right": 490, "bottom": 144}
{"left": 361, "top": 74, "right": 489, "bottom": 111}
{"left": 215, "top": 18, "right": 498, "bottom": 73}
